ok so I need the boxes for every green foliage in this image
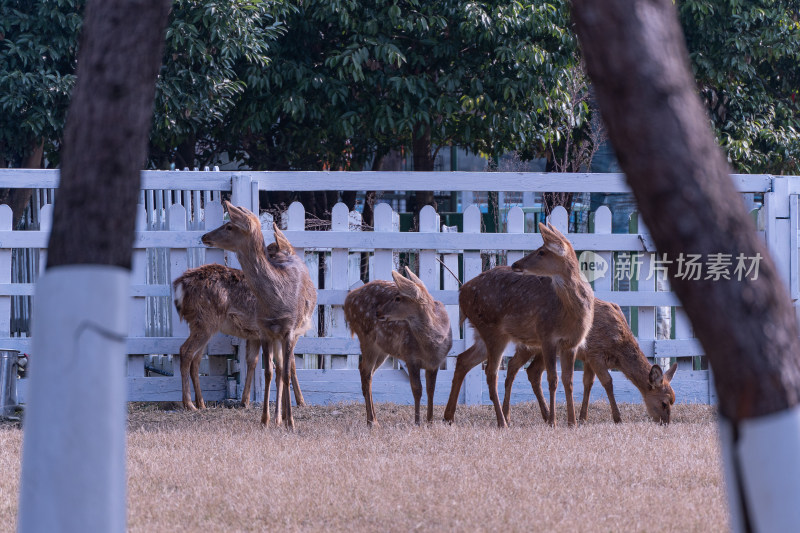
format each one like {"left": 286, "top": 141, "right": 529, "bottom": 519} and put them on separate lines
{"left": 0, "top": 0, "right": 83, "bottom": 165}
{"left": 150, "top": 0, "right": 293, "bottom": 168}
{"left": 227, "top": 0, "right": 584, "bottom": 170}
{"left": 1, "top": 0, "right": 797, "bottom": 174}
{"left": 680, "top": 0, "right": 800, "bottom": 173}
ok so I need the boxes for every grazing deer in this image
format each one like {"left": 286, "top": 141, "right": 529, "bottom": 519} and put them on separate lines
{"left": 344, "top": 267, "right": 453, "bottom": 426}
{"left": 503, "top": 299, "right": 678, "bottom": 424}
{"left": 443, "top": 223, "right": 594, "bottom": 427}
{"left": 201, "top": 202, "right": 316, "bottom": 428}
{"left": 172, "top": 262, "right": 305, "bottom": 411}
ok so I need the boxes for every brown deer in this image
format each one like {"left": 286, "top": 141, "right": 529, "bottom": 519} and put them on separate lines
{"left": 344, "top": 267, "right": 453, "bottom": 426}
{"left": 172, "top": 261, "right": 306, "bottom": 411}
{"left": 443, "top": 223, "right": 594, "bottom": 427}
{"left": 201, "top": 202, "right": 316, "bottom": 428}
{"left": 502, "top": 299, "right": 678, "bottom": 424}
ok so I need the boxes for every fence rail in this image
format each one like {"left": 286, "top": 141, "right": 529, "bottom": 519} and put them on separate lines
{"left": 2, "top": 169, "right": 797, "bottom": 409}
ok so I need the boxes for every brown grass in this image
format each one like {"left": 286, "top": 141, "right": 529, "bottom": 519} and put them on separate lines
{"left": 0, "top": 402, "right": 727, "bottom": 532}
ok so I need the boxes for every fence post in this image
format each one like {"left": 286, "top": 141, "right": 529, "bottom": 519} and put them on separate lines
{"left": 330, "top": 203, "right": 356, "bottom": 368}
{"left": 764, "top": 177, "right": 791, "bottom": 291}
{"left": 0, "top": 205, "right": 11, "bottom": 339}
{"left": 506, "top": 206, "right": 525, "bottom": 265}
{"left": 442, "top": 224, "right": 460, "bottom": 370}
{"left": 128, "top": 205, "right": 147, "bottom": 379}
{"left": 373, "top": 203, "right": 398, "bottom": 281}
{"left": 462, "top": 204, "right": 483, "bottom": 405}
{"left": 636, "top": 213, "right": 658, "bottom": 366}
{"left": 419, "top": 205, "right": 441, "bottom": 284}
{"left": 168, "top": 204, "right": 189, "bottom": 386}
{"left": 592, "top": 206, "right": 613, "bottom": 292}
{"left": 39, "top": 204, "right": 53, "bottom": 276}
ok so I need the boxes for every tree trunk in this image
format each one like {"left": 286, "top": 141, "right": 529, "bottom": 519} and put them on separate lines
{"left": 176, "top": 133, "right": 196, "bottom": 169}
{"left": 572, "top": 1, "right": 800, "bottom": 530}
{"left": 411, "top": 123, "right": 436, "bottom": 229}
{"left": 18, "top": 2, "right": 171, "bottom": 532}
{"left": 46, "top": 0, "right": 171, "bottom": 269}
{"left": 572, "top": 0, "right": 800, "bottom": 421}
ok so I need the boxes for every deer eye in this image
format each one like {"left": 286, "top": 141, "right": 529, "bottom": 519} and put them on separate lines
{"left": 394, "top": 296, "right": 401, "bottom": 302}
{"left": 662, "top": 402, "right": 668, "bottom": 410}
{"left": 225, "top": 224, "right": 232, "bottom": 231}
{"left": 538, "top": 250, "right": 545, "bottom": 256}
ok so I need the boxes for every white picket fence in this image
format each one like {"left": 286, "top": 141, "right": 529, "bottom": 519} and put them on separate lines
{"left": 3, "top": 169, "right": 798, "bottom": 408}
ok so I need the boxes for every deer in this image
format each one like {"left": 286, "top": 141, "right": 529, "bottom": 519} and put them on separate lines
{"left": 501, "top": 299, "right": 678, "bottom": 424}
{"left": 344, "top": 266, "right": 453, "bottom": 427}
{"left": 201, "top": 202, "right": 316, "bottom": 429}
{"left": 443, "top": 222, "right": 594, "bottom": 427}
{"left": 172, "top": 260, "right": 306, "bottom": 412}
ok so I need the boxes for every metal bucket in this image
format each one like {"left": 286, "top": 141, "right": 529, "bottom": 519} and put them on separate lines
{"left": 0, "top": 349, "right": 20, "bottom": 416}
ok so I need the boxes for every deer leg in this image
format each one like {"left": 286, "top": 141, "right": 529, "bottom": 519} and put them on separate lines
{"left": 425, "top": 368, "right": 438, "bottom": 423}
{"left": 178, "top": 332, "right": 211, "bottom": 411}
{"left": 593, "top": 365, "right": 621, "bottom": 423}
{"left": 290, "top": 354, "right": 305, "bottom": 407}
{"left": 240, "top": 339, "right": 260, "bottom": 409}
{"left": 261, "top": 341, "right": 273, "bottom": 426}
{"left": 272, "top": 341, "right": 284, "bottom": 427}
{"left": 560, "top": 347, "right": 578, "bottom": 427}
{"left": 503, "top": 346, "right": 533, "bottom": 423}
{"left": 485, "top": 340, "right": 508, "bottom": 428}
{"left": 443, "top": 341, "right": 487, "bottom": 423}
{"left": 189, "top": 355, "right": 205, "bottom": 410}
{"left": 580, "top": 362, "right": 596, "bottom": 423}
{"left": 358, "top": 348, "right": 380, "bottom": 427}
{"left": 281, "top": 337, "right": 294, "bottom": 430}
{"left": 542, "top": 344, "right": 559, "bottom": 427}
{"left": 525, "top": 354, "right": 549, "bottom": 422}
{"left": 408, "top": 363, "right": 423, "bottom": 425}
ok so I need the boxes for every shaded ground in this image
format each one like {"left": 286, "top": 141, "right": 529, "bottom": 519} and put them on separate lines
{"left": 0, "top": 401, "right": 726, "bottom": 532}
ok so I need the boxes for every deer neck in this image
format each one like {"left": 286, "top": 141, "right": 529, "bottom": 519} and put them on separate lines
{"left": 615, "top": 343, "right": 654, "bottom": 393}
{"left": 234, "top": 236, "right": 285, "bottom": 304}
{"left": 549, "top": 262, "right": 593, "bottom": 314}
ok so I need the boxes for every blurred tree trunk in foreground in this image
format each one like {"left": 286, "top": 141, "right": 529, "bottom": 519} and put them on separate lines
{"left": 47, "top": 0, "right": 171, "bottom": 269}
{"left": 572, "top": 0, "right": 800, "bottom": 421}
{"left": 19, "top": 1, "right": 171, "bottom": 532}
{"left": 572, "top": 1, "right": 800, "bottom": 531}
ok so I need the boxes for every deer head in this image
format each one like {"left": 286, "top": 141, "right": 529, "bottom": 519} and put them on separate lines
{"left": 201, "top": 201, "right": 261, "bottom": 253}
{"left": 202, "top": 202, "right": 294, "bottom": 259}
{"left": 511, "top": 222, "right": 578, "bottom": 278}
{"left": 644, "top": 362, "right": 677, "bottom": 424}
{"left": 376, "top": 267, "right": 432, "bottom": 323}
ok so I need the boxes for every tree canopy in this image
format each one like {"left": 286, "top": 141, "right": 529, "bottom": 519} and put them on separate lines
{"left": 0, "top": 0, "right": 798, "bottom": 175}
{"left": 225, "top": 0, "right": 582, "bottom": 172}
{"left": 679, "top": 0, "right": 800, "bottom": 174}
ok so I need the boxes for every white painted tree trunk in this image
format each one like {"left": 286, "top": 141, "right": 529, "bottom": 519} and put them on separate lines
{"left": 718, "top": 406, "right": 800, "bottom": 532}
{"left": 19, "top": 266, "right": 129, "bottom": 533}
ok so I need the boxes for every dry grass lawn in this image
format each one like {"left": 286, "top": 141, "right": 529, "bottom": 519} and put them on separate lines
{"left": 0, "top": 401, "right": 727, "bottom": 532}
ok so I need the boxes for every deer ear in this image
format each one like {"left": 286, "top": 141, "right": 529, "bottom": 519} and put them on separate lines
{"left": 224, "top": 202, "right": 250, "bottom": 230}
{"left": 664, "top": 362, "right": 678, "bottom": 383}
{"left": 649, "top": 364, "right": 664, "bottom": 388}
{"left": 272, "top": 223, "right": 293, "bottom": 253}
{"left": 404, "top": 266, "right": 425, "bottom": 287}
{"left": 392, "top": 270, "right": 423, "bottom": 300}
{"left": 540, "top": 223, "right": 569, "bottom": 256}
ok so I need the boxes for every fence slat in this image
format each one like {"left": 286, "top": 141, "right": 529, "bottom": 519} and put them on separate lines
{"left": 0, "top": 205, "right": 11, "bottom": 337}
{"left": 330, "top": 203, "right": 356, "bottom": 368}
